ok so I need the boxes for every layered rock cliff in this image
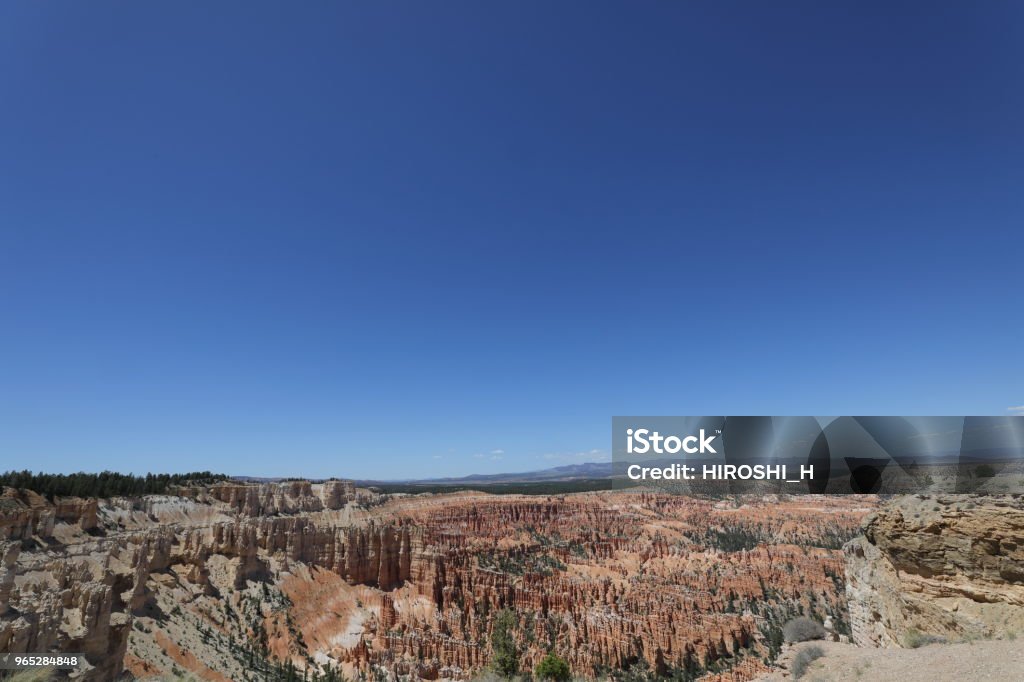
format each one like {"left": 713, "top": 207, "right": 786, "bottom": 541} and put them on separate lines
{"left": 845, "top": 494, "right": 1024, "bottom": 648}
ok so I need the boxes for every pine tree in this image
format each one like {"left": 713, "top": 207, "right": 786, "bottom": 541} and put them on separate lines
{"left": 490, "top": 609, "right": 519, "bottom": 678}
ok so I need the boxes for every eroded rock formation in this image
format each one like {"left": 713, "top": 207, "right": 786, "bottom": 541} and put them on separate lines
{"left": 845, "top": 494, "right": 1024, "bottom": 647}
{"left": 0, "top": 484, "right": 870, "bottom": 680}
{"left": 191, "top": 480, "right": 357, "bottom": 517}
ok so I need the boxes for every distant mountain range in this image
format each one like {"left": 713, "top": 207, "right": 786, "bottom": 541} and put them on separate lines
{"left": 354, "top": 461, "right": 614, "bottom": 486}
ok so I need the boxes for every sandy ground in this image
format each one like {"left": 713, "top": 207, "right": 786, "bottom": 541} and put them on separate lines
{"left": 756, "top": 639, "right": 1024, "bottom": 682}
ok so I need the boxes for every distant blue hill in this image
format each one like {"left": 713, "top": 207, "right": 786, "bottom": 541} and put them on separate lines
{"left": 355, "top": 461, "right": 614, "bottom": 486}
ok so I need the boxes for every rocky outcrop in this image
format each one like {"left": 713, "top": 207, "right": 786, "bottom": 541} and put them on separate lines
{"left": 0, "top": 542, "right": 17, "bottom": 615}
{"left": 196, "top": 480, "right": 355, "bottom": 516}
{"left": 845, "top": 494, "right": 1024, "bottom": 647}
{"left": 0, "top": 535, "right": 144, "bottom": 680}
{"left": 0, "top": 489, "right": 55, "bottom": 540}
{"left": 1, "top": 489, "right": 99, "bottom": 538}
{"left": 54, "top": 497, "right": 99, "bottom": 531}
{"left": 318, "top": 479, "right": 358, "bottom": 509}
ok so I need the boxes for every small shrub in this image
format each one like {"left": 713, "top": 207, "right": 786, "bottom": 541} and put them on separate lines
{"left": 976, "top": 464, "right": 996, "bottom": 478}
{"left": 791, "top": 644, "right": 824, "bottom": 679}
{"left": 904, "top": 628, "right": 947, "bottom": 648}
{"left": 783, "top": 617, "right": 826, "bottom": 643}
{"left": 960, "top": 630, "right": 985, "bottom": 644}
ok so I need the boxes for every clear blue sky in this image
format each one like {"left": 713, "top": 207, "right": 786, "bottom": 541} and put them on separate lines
{"left": 1, "top": 2, "right": 1022, "bottom": 479}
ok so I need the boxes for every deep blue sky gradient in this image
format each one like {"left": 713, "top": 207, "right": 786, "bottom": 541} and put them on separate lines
{"left": 1, "top": 2, "right": 1022, "bottom": 478}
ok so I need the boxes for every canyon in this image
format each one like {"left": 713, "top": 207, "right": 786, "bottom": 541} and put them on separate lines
{"left": 7, "top": 482, "right": 1024, "bottom": 681}
{"left": 1, "top": 482, "right": 871, "bottom": 680}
